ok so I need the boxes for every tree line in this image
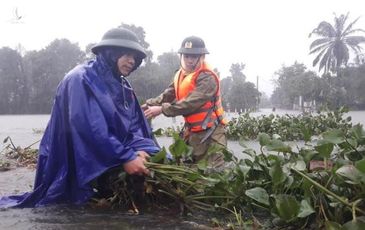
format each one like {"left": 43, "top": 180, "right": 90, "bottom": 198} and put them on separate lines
{"left": 0, "top": 24, "right": 258, "bottom": 114}
{"left": 271, "top": 62, "right": 365, "bottom": 110}
{"left": 1, "top": 12, "right": 365, "bottom": 114}
{"left": 272, "top": 13, "right": 365, "bottom": 110}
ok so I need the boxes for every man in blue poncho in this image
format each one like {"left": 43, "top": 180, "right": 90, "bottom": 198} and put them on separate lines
{"left": 0, "top": 27, "right": 160, "bottom": 208}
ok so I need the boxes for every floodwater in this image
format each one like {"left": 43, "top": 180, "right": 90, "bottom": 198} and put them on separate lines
{"left": 0, "top": 205, "right": 213, "bottom": 229}
{"left": 1, "top": 108, "right": 364, "bottom": 153}
{"left": 0, "top": 108, "right": 364, "bottom": 229}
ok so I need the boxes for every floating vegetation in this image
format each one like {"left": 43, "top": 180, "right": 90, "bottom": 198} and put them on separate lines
{"left": 155, "top": 107, "right": 355, "bottom": 143}
{"left": 0, "top": 160, "right": 11, "bottom": 171}
{"left": 227, "top": 107, "right": 354, "bottom": 141}
{"left": 32, "top": 128, "right": 45, "bottom": 134}
{"left": 153, "top": 126, "right": 182, "bottom": 137}
{"left": 92, "top": 124, "right": 365, "bottom": 229}
{"left": 2, "top": 136, "right": 38, "bottom": 168}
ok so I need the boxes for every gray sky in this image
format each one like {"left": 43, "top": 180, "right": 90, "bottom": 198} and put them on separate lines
{"left": 1, "top": 0, "right": 365, "bottom": 96}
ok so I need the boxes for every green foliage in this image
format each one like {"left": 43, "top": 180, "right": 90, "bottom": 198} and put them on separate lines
{"left": 183, "top": 122, "right": 364, "bottom": 228}
{"left": 221, "top": 63, "right": 260, "bottom": 112}
{"left": 273, "top": 194, "right": 300, "bottom": 221}
{"left": 0, "top": 47, "right": 28, "bottom": 113}
{"left": 91, "top": 122, "right": 365, "bottom": 228}
{"left": 309, "top": 13, "right": 365, "bottom": 74}
{"left": 168, "top": 133, "right": 193, "bottom": 163}
{"left": 271, "top": 61, "right": 365, "bottom": 110}
{"left": 129, "top": 52, "right": 179, "bottom": 102}
{"left": 227, "top": 108, "right": 353, "bottom": 141}
{"left": 24, "top": 39, "right": 85, "bottom": 113}
{"left": 245, "top": 187, "right": 270, "bottom": 206}
{"left": 271, "top": 62, "right": 321, "bottom": 109}
{"left": 2, "top": 22, "right": 365, "bottom": 114}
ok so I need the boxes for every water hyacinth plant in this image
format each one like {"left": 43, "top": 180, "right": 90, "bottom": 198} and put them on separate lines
{"left": 226, "top": 107, "right": 353, "bottom": 141}
{"left": 91, "top": 123, "right": 364, "bottom": 229}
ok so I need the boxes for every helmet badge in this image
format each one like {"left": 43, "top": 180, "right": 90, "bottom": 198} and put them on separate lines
{"left": 184, "top": 41, "right": 193, "bottom": 49}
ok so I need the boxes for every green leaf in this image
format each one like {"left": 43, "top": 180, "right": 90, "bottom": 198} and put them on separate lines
{"left": 150, "top": 147, "right": 167, "bottom": 163}
{"left": 355, "top": 159, "right": 365, "bottom": 173}
{"left": 187, "top": 173, "right": 201, "bottom": 182}
{"left": 274, "top": 194, "right": 300, "bottom": 221}
{"left": 285, "top": 175, "right": 294, "bottom": 188}
{"left": 245, "top": 187, "right": 269, "bottom": 206}
{"left": 266, "top": 139, "right": 292, "bottom": 153}
{"left": 244, "top": 158, "right": 254, "bottom": 167}
{"left": 238, "top": 138, "right": 248, "bottom": 148}
{"left": 197, "top": 159, "right": 208, "bottom": 171}
{"left": 297, "top": 199, "right": 315, "bottom": 218}
{"left": 237, "top": 165, "right": 251, "bottom": 177}
{"left": 322, "top": 129, "right": 345, "bottom": 144}
{"left": 258, "top": 133, "right": 270, "bottom": 146}
{"left": 336, "top": 165, "right": 365, "bottom": 184}
{"left": 350, "top": 124, "right": 365, "bottom": 140}
{"left": 301, "top": 126, "right": 312, "bottom": 143}
{"left": 342, "top": 218, "right": 365, "bottom": 230}
{"left": 346, "top": 150, "right": 363, "bottom": 162}
{"left": 325, "top": 221, "right": 343, "bottom": 230}
{"left": 168, "top": 133, "right": 192, "bottom": 159}
{"left": 347, "top": 138, "right": 358, "bottom": 149}
{"left": 300, "top": 149, "right": 317, "bottom": 164}
{"left": 267, "top": 154, "right": 282, "bottom": 163}
{"left": 315, "top": 141, "right": 334, "bottom": 158}
{"left": 287, "top": 160, "right": 306, "bottom": 171}
{"left": 152, "top": 128, "right": 163, "bottom": 136}
{"left": 270, "top": 161, "right": 286, "bottom": 185}
{"left": 222, "top": 148, "right": 235, "bottom": 162}
{"left": 272, "top": 134, "right": 281, "bottom": 140}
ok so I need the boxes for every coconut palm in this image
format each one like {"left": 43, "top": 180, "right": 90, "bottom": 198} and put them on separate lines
{"left": 309, "top": 13, "right": 365, "bottom": 74}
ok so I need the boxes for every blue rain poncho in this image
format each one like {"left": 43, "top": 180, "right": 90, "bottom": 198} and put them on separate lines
{"left": 0, "top": 54, "right": 160, "bottom": 208}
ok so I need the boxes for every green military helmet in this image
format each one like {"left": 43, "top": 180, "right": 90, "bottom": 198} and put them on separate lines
{"left": 178, "top": 36, "right": 209, "bottom": 55}
{"left": 91, "top": 28, "right": 147, "bottom": 59}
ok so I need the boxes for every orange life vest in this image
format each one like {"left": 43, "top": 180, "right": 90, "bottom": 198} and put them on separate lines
{"left": 173, "top": 62, "right": 227, "bottom": 132}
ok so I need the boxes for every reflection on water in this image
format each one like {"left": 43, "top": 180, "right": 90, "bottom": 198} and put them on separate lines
{"left": 1, "top": 108, "right": 364, "bottom": 229}
{"left": 0, "top": 114, "right": 49, "bottom": 148}
{"left": 0, "top": 205, "right": 208, "bottom": 230}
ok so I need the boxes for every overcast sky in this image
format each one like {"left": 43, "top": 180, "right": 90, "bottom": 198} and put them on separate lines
{"left": 1, "top": 0, "right": 365, "bottom": 96}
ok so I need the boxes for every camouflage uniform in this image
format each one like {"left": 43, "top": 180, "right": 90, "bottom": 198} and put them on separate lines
{"left": 146, "top": 71, "right": 227, "bottom": 167}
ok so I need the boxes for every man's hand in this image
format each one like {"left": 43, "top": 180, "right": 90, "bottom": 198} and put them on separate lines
{"left": 123, "top": 151, "right": 150, "bottom": 176}
{"left": 143, "top": 106, "right": 162, "bottom": 119}
{"left": 141, "top": 104, "right": 148, "bottom": 111}
{"left": 136, "top": 151, "right": 150, "bottom": 161}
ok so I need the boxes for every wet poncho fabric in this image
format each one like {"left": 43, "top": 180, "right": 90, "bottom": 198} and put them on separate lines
{"left": 0, "top": 54, "right": 160, "bottom": 208}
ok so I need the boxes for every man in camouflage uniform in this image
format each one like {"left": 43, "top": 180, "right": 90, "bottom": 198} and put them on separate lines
{"left": 143, "top": 36, "right": 227, "bottom": 168}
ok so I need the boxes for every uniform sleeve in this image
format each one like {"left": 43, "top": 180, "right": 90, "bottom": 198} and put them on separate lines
{"left": 161, "top": 72, "right": 218, "bottom": 117}
{"left": 146, "top": 82, "right": 176, "bottom": 106}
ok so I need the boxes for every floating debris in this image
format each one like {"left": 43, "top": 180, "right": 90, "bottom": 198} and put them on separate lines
{"left": 2, "top": 136, "right": 39, "bottom": 168}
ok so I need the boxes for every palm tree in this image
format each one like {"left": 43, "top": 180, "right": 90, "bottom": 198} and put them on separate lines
{"left": 309, "top": 13, "right": 365, "bottom": 75}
